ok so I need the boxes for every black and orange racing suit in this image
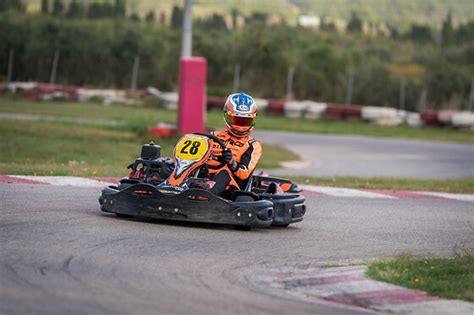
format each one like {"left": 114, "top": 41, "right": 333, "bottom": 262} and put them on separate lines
{"left": 207, "top": 130, "right": 262, "bottom": 196}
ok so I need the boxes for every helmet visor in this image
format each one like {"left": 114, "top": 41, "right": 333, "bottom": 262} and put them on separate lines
{"left": 225, "top": 112, "right": 255, "bottom": 127}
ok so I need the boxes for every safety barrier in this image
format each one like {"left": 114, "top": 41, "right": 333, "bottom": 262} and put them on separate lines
{"left": 1, "top": 81, "right": 473, "bottom": 129}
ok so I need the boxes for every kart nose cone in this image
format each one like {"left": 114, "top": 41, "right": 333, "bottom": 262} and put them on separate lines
{"left": 257, "top": 207, "right": 274, "bottom": 221}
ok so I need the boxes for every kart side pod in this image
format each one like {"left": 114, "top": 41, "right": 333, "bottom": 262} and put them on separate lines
{"left": 99, "top": 183, "right": 276, "bottom": 228}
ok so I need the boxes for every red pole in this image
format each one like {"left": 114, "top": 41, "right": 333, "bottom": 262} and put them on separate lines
{"left": 178, "top": 57, "right": 207, "bottom": 134}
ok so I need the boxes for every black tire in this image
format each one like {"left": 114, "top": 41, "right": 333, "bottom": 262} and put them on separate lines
{"left": 116, "top": 213, "right": 133, "bottom": 219}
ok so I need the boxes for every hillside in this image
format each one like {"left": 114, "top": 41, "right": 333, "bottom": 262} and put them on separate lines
{"left": 134, "top": 0, "right": 473, "bottom": 30}
{"left": 24, "top": 0, "right": 474, "bottom": 30}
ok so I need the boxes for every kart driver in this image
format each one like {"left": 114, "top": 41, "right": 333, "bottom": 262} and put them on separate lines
{"left": 207, "top": 92, "right": 262, "bottom": 197}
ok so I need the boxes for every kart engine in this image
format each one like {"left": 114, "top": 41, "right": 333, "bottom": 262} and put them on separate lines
{"left": 127, "top": 143, "right": 174, "bottom": 185}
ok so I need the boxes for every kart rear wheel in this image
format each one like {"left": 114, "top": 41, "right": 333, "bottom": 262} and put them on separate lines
{"left": 116, "top": 213, "right": 133, "bottom": 219}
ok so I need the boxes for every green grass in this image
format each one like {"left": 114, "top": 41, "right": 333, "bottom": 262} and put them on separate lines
{"left": 367, "top": 253, "right": 474, "bottom": 302}
{"left": 0, "top": 97, "right": 473, "bottom": 144}
{"left": 287, "top": 176, "right": 474, "bottom": 194}
{"left": 0, "top": 119, "right": 297, "bottom": 176}
{"left": 0, "top": 98, "right": 472, "bottom": 189}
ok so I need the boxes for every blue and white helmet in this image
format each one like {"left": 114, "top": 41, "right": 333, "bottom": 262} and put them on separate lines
{"left": 223, "top": 92, "right": 257, "bottom": 137}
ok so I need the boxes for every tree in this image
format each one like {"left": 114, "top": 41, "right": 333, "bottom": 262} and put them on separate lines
{"left": 170, "top": 5, "right": 182, "bottom": 29}
{"left": 52, "top": 0, "right": 64, "bottom": 17}
{"left": 441, "top": 10, "right": 454, "bottom": 46}
{"left": 455, "top": 21, "right": 474, "bottom": 44}
{"left": 114, "top": 0, "right": 126, "bottom": 18}
{"left": 406, "top": 24, "right": 433, "bottom": 43}
{"left": 129, "top": 12, "right": 140, "bottom": 22}
{"left": 294, "top": 44, "right": 347, "bottom": 101}
{"left": 426, "top": 61, "right": 469, "bottom": 108}
{"left": 196, "top": 13, "right": 227, "bottom": 30}
{"left": 87, "top": 1, "right": 114, "bottom": 19}
{"left": 231, "top": 8, "right": 239, "bottom": 29}
{"left": 41, "top": 0, "right": 49, "bottom": 14}
{"left": 346, "top": 11, "right": 362, "bottom": 32}
{"left": 145, "top": 10, "right": 155, "bottom": 23}
{"left": 0, "top": 0, "right": 25, "bottom": 12}
{"left": 320, "top": 17, "right": 336, "bottom": 32}
{"left": 246, "top": 12, "right": 267, "bottom": 26}
{"left": 159, "top": 12, "right": 166, "bottom": 25}
{"left": 67, "top": 0, "right": 83, "bottom": 18}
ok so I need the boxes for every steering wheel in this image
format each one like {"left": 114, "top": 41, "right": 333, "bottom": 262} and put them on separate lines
{"left": 193, "top": 132, "right": 229, "bottom": 169}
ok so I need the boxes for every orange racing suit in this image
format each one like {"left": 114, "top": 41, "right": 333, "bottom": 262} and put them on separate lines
{"left": 207, "top": 130, "right": 262, "bottom": 193}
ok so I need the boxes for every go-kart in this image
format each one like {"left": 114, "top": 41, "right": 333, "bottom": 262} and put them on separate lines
{"left": 99, "top": 133, "right": 306, "bottom": 229}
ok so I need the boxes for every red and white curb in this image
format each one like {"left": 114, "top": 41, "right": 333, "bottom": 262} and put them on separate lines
{"left": 1, "top": 175, "right": 473, "bottom": 202}
{"left": 242, "top": 263, "right": 474, "bottom": 314}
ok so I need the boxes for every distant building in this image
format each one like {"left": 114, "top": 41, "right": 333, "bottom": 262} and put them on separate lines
{"left": 298, "top": 15, "right": 321, "bottom": 29}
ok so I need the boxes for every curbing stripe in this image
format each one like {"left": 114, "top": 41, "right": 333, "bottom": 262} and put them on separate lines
{"left": 1, "top": 175, "right": 473, "bottom": 202}
{"left": 295, "top": 280, "right": 403, "bottom": 297}
{"left": 13, "top": 175, "right": 104, "bottom": 187}
{"left": 301, "top": 185, "right": 398, "bottom": 199}
{"left": 323, "top": 289, "right": 439, "bottom": 307}
{"left": 243, "top": 263, "right": 473, "bottom": 314}
{"left": 370, "top": 189, "right": 448, "bottom": 200}
{"left": 415, "top": 191, "right": 474, "bottom": 203}
{"left": 0, "top": 175, "right": 49, "bottom": 185}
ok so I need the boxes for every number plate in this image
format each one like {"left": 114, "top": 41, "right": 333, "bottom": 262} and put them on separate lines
{"left": 175, "top": 135, "right": 209, "bottom": 161}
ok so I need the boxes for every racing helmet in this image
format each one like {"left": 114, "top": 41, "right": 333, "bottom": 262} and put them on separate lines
{"left": 223, "top": 92, "right": 257, "bottom": 137}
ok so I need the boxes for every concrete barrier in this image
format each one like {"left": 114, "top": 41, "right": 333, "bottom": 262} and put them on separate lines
{"left": 305, "top": 101, "right": 327, "bottom": 120}
{"left": 406, "top": 112, "right": 423, "bottom": 127}
{"left": 438, "top": 110, "right": 458, "bottom": 125}
{"left": 451, "top": 111, "right": 474, "bottom": 128}
{"left": 207, "top": 97, "right": 225, "bottom": 110}
{"left": 284, "top": 100, "right": 307, "bottom": 118}
{"left": 7, "top": 82, "right": 38, "bottom": 93}
{"left": 420, "top": 110, "right": 439, "bottom": 126}
{"left": 266, "top": 99, "right": 285, "bottom": 115}
{"left": 362, "top": 106, "right": 404, "bottom": 126}
{"left": 254, "top": 98, "right": 269, "bottom": 111}
{"left": 157, "top": 91, "right": 179, "bottom": 109}
{"left": 325, "top": 104, "right": 362, "bottom": 120}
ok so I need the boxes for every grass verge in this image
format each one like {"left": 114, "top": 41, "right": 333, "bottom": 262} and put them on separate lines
{"left": 0, "top": 120, "right": 297, "bottom": 176}
{"left": 367, "top": 253, "right": 474, "bottom": 302}
{"left": 287, "top": 176, "right": 474, "bottom": 194}
{"left": 1, "top": 97, "right": 473, "bottom": 144}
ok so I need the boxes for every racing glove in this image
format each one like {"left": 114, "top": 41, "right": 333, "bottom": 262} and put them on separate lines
{"left": 222, "top": 149, "right": 238, "bottom": 172}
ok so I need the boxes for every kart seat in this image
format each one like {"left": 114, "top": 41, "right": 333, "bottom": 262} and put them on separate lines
{"left": 265, "top": 182, "right": 280, "bottom": 194}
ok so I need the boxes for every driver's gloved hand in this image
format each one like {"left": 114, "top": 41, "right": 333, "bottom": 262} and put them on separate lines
{"left": 222, "top": 149, "right": 233, "bottom": 164}
{"left": 222, "top": 150, "right": 238, "bottom": 172}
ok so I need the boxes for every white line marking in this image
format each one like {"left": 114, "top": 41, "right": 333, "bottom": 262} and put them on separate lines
{"left": 301, "top": 185, "right": 397, "bottom": 199}
{"left": 14, "top": 176, "right": 104, "bottom": 187}
{"left": 415, "top": 191, "right": 474, "bottom": 203}
{"left": 378, "top": 299, "right": 474, "bottom": 315}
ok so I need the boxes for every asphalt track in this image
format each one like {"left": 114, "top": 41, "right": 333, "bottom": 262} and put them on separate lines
{"left": 1, "top": 185, "right": 473, "bottom": 315}
{"left": 254, "top": 131, "right": 474, "bottom": 179}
